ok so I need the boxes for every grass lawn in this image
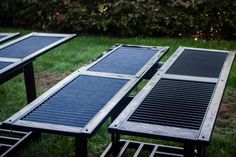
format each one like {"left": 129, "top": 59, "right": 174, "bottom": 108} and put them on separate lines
{"left": 0, "top": 28, "right": 236, "bottom": 157}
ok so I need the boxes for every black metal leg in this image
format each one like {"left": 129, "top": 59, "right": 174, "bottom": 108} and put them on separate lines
{"left": 23, "top": 62, "right": 37, "bottom": 103}
{"left": 111, "top": 133, "right": 120, "bottom": 157}
{"left": 111, "top": 112, "right": 120, "bottom": 156}
{"left": 197, "top": 145, "right": 206, "bottom": 157}
{"left": 75, "top": 136, "right": 88, "bottom": 157}
{"left": 183, "top": 142, "right": 195, "bottom": 157}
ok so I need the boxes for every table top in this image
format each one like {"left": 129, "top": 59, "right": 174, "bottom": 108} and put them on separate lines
{"left": 0, "top": 32, "right": 76, "bottom": 78}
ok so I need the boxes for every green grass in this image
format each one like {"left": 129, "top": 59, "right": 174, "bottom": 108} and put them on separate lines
{"left": 0, "top": 28, "right": 236, "bottom": 157}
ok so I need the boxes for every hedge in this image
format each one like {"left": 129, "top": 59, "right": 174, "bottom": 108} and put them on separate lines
{"left": 1, "top": 0, "right": 236, "bottom": 39}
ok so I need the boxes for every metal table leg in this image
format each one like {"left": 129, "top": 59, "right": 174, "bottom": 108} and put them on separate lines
{"left": 197, "top": 144, "right": 206, "bottom": 157}
{"left": 23, "top": 62, "right": 37, "bottom": 103}
{"left": 183, "top": 142, "right": 195, "bottom": 157}
{"left": 75, "top": 136, "right": 88, "bottom": 157}
{"left": 111, "top": 133, "right": 120, "bottom": 157}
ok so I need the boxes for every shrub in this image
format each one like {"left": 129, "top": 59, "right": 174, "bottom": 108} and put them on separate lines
{"left": 0, "top": 0, "right": 235, "bottom": 39}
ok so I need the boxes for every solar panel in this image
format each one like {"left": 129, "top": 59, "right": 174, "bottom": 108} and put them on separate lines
{"left": 3, "top": 44, "right": 168, "bottom": 135}
{"left": 109, "top": 47, "right": 234, "bottom": 145}
{"left": 89, "top": 46, "right": 158, "bottom": 75}
{"left": 22, "top": 75, "right": 129, "bottom": 127}
{"left": 128, "top": 79, "right": 216, "bottom": 130}
{"left": 167, "top": 49, "right": 227, "bottom": 78}
{"left": 0, "top": 36, "right": 63, "bottom": 58}
{"left": 0, "top": 62, "right": 12, "bottom": 70}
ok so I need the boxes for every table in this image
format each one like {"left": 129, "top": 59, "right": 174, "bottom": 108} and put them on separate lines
{"left": 0, "top": 32, "right": 76, "bottom": 103}
{"left": 0, "top": 32, "right": 75, "bottom": 157}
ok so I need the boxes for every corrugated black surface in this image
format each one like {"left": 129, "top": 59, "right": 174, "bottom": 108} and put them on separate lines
{"left": 0, "top": 36, "right": 63, "bottom": 58}
{"left": 167, "top": 49, "right": 227, "bottom": 78}
{"left": 128, "top": 79, "right": 216, "bottom": 130}
{"left": 0, "top": 35, "right": 6, "bottom": 39}
{"left": 89, "top": 46, "right": 157, "bottom": 75}
{"left": 0, "top": 62, "right": 12, "bottom": 70}
{"left": 22, "top": 75, "right": 128, "bottom": 127}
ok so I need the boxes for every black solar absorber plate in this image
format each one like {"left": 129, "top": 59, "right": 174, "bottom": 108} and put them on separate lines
{"left": 0, "top": 36, "right": 63, "bottom": 58}
{"left": 0, "top": 62, "right": 12, "bottom": 70}
{"left": 0, "top": 35, "right": 6, "bottom": 39}
{"left": 21, "top": 75, "right": 129, "bottom": 127}
{"left": 128, "top": 79, "right": 216, "bottom": 130}
{"left": 89, "top": 46, "right": 158, "bottom": 75}
{"left": 167, "top": 49, "right": 227, "bottom": 78}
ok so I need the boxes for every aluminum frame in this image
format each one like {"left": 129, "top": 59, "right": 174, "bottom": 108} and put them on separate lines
{"left": 3, "top": 44, "right": 168, "bottom": 137}
{"left": 109, "top": 46, "right": 235, "bottom": 144}
{"left": 0, "top": 32, "right": 19, "bottom": 43}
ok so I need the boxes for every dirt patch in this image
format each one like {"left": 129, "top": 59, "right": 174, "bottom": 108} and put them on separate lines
{"left": 216, "top": 102, "right": 236, "bottom": 132}
{"left": 35, "top": 71, "right": 70, "bottom": 91}
{"left": 219, "top": 102, "right": 236, "bottom": 120}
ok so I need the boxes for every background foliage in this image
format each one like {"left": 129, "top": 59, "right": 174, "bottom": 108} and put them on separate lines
{"left": 0, "top": 0, "right": 236, "bottom": 38}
